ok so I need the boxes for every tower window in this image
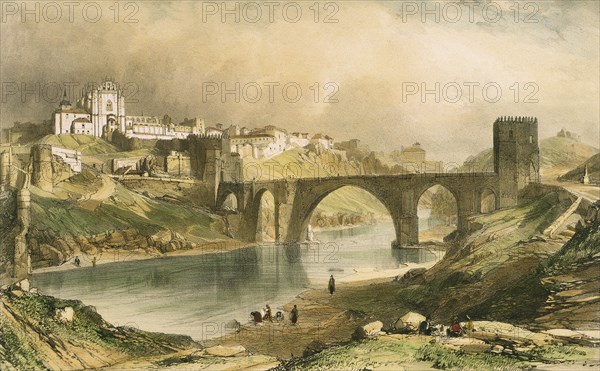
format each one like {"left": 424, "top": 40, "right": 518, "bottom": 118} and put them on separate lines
{"left": 529, "top": 135, "right": 533, "bottom": 143}
{"left": 509, "top": 130, "right": 514, "bottom": 139}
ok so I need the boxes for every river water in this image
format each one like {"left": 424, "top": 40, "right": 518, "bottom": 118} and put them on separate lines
{"left": 31, "top": 221, "right": 442, "bottom": 341}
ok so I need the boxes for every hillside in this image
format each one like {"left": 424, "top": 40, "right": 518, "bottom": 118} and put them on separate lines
{"left": 462, "top": 136, "right": 599, "bottom": 179}
{"left": 27, "top": 165, "right": 230, "bottom": 269}
{"left": 559, "top": 153, "right": 600, "bottom": 184}
{"left": 38, "top": 134, "right": 120, "bottom": 155}
{"left": 0, "top": 290, "right": 197, "bottom": 370}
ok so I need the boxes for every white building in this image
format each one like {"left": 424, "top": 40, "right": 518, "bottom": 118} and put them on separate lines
{"left": 311, "top": 133, "right": 334, "bottom": 150}
{"left": 52, "top": 79, "right": 205, "bottom": 141}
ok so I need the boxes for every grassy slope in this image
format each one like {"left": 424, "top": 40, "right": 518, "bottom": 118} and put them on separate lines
{"left": 321, "top": 192, "right": 571, "bottom": 329}
{"left": 0, "top": 292, "right": 196, "bottom": 370}
{"left": 30, "top": 182, "right": 224, "bottom": 242}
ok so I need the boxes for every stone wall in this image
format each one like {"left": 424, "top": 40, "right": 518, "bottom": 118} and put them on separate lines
{"left": 165, "top": 151, "right": 192, "bottom": 177}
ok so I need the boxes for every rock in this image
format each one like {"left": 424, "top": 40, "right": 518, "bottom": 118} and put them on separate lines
{"left": 394, "top": 312, "right": 426, "bottom": 333}
{"left": 461, "top": 343, "right": 492, "bottom": 353}
{"left": 363, "top": 321, "right": 384, "bottom": 336}
{"left": 152, "top": 230, "right": 172, "bottom": 245}
{"left": 10, "top": 290, "right": 24, "bottom": 297}
{"left": 17, "top": 279, "right": 30, "bottom": 292}
{"left": 225, "top": 320, "right": 241, "bottom": 331}
{"left": 491, "top": 345, "right": 504, "bottom": 354}
{"left": 204, "top": 345, "right": 246, "bottom": 357}
{"left": 108, "top": 231, "right": 126, "bottom": 246}
{"left": 80, "top": 243, "right": 97, "bottom": 255}
{"left": 56, "top": 307, "right": 75, "bottom": 322}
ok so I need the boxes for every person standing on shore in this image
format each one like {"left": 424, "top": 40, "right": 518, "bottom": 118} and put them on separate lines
{"left": 92, "top": 256, "right": 97, "bottom": 267}
{"left": 328, "top": 275, "right": 335, "bottom": 296}
{"left": 290, "top": 305, "right": 298, "bottom": 324}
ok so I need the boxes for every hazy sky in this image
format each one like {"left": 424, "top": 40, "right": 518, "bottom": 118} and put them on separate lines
{"left": 1, "top": 0, "right": 598, "bottom": 163}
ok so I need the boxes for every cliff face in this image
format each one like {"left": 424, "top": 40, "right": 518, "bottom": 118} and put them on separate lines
{"left": 0, "top": 190, "right": 18, "bottom": 285}
{"left": 536, "top": 203, "right": 600, "bottom": 330}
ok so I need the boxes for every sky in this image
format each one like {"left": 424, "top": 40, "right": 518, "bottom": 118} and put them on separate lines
{"left": 1, "top": 0, "right": 598, "bottom": 163}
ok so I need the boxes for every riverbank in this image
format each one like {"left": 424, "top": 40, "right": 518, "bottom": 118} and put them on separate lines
{"left": 33, "top": 239, "right": 255, "bottom": 274}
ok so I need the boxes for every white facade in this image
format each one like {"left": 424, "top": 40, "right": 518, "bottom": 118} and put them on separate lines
{"left": 52, "top": 79, "right": 205, "bottom": 141}
{"left": 311, "top": 133, "right": 334, "bottom": 149}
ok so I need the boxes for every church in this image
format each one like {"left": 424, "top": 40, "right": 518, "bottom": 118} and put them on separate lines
{"left": 52, "top": 79, "right": 204, "bottom": 140}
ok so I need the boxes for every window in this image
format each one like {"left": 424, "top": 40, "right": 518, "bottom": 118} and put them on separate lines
{"left": 509, "top": 130, "right": 514, "bottom": 139}
{"left": 529, "top": 135, "right": 533, "bottom": 143}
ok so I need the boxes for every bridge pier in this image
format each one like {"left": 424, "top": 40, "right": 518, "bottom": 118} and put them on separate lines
{"left": 393, "top": 213, "right": 418, "bottom": 248}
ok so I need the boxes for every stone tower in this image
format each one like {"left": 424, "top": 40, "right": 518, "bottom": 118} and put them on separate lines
{"left": 493, "top": 116, "right": 540, "bottom": 208}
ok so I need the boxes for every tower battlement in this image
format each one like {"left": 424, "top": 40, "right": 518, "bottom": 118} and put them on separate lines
{"left": 493, "top": 115, "right": 540, "bottom": 207}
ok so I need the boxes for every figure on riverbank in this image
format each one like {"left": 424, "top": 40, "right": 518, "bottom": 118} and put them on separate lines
{"left": 92, "top": 256, "right": 97, "bottom": 267}
{"left": 419, "top": 315, "right": 432, "bottom": 335}
{"left": 251, "top": 311, "right": 263, "bottom": 324}
{"left": 264, "top": 304, "right": 273, "bottom": 322}
{"left": 290, "top": 305, "right": 298, "bottom": 324}
{"left": 328, "top": 275, "right": 335, "bottom": 295}
{"left": 275, "top": 310, "right": 284, "bottom": 322}
{"left": 74, "top": 256, "right": 81, "bottom": 267}
{"left": 465, "top": 315, "right": 475, "bottom": 333}
{"left": 447, "top": 318, "right": 463, "bottom": 337}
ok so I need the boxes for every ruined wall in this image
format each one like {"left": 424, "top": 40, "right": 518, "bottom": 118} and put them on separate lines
{"left": 165, "top": 151, "right": 192, "bottom": 177}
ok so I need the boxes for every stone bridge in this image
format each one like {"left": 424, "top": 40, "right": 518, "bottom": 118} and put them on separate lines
{"left": 217, "top": 172, "right": 500, "bottom": 246}
{"left": 214, "top": 117, "right": 540, "bottom": 247}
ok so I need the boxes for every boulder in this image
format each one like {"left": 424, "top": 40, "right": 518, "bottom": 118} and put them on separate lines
{"left": 108, "top": 231, "right": 126, "bottom": 246}
{"left": 204, "top": 345, "right": 246, "bottom": 357}
{"left": 363, "top": 321, "right": 384, "bottom": 336}
{"left": 17, "top": 278, "right": 30, "bottom": 292}
{"left": 394, "top": 312, "right": 426, "bottom": 332}
{"left": 56, "top": 307, "right": 75, "bottom": 322}
{"left": 491, "top": 344, "right": 504, "bottom": 354}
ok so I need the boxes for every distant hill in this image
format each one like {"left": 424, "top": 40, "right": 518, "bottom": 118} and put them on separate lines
{"left": 462, "top": 136, "right": 599, "bottom": 179}
{"left": 37, "top": 135, "right": 119, "bottom": 155}
{"left": 558, "top": 153, "right": 600, "bottom": 184}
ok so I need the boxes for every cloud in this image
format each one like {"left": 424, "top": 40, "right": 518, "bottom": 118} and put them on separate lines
{"left": 1, "top": 0, "right": 598, "bottom": 162}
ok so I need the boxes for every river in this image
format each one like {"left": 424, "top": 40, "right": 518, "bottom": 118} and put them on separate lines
{"left": 31, "top": 221, "right": 443, "bottom": 341}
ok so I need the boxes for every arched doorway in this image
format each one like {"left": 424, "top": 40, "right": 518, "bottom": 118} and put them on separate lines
{"left": 480, "top": 188, "right": 497, "bottom": 214}
{"left": 417, "top": 184, "right": 457, "bottom": 243}
{"left": 221, "top": 192, "right": 239, "bottom": 212}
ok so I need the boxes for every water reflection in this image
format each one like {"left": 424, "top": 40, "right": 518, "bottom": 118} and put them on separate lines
{"left": 32, "top": 221, "right": 440, "bottom": 340}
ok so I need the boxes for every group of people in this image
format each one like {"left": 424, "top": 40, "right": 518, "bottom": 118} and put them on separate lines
{"left": 251, "top": 304, "right": 299, "bottom": 325}
{"left": 418, "top": 315, "right": 475, "bottom": 337}
{"left": 248, "top": 275, "right": 336, "bottom": 327}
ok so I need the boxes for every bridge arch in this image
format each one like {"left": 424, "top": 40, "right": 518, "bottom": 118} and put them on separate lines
{"left": 416, "top": 183, "right": 458, "bottom": 243}
{"left": 249, "top": 188, "right": 277, "bottom": 242}
{"left": 292, "top": 183, "right": 396, "bottom": 244}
